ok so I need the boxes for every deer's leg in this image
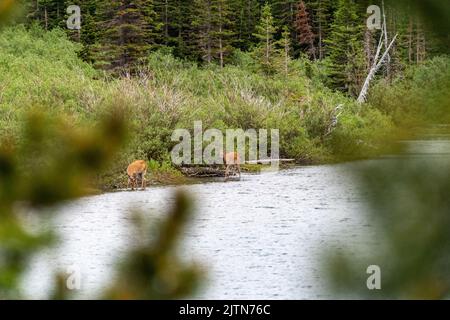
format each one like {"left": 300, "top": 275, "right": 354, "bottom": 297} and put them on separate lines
{"left": 127, "top": 176, "right": 130, "bottom": 190}
{"left": 237, "top": 163, "right": 241, "bottom": 180}
{"left": 141, "top": 172, "right": 146, "bottom": 190}
{"left": 224, "top": 164, "right": 230, "bottom": 182}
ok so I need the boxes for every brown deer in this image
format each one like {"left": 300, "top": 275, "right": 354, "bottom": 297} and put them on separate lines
{"left": 127, "top": 160, "right": 148, "bottom": 191}
{"left": 223, "top": 152, "right": 241, "bottom": 181}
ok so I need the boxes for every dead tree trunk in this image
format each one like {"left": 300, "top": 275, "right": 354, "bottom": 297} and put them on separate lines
{"left": 357, "top": 3, "right": 397, "bottom": 104}
{"left": 357, "top": 31, "right": 398, "bottom": 104}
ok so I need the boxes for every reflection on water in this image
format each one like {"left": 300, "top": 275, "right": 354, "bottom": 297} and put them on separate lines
{"left": 22, "top": 134, "right": 449, "bottom": 299}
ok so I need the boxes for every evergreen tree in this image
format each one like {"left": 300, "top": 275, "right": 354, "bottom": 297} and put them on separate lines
{"left": 213, "top": 0, "right": 234, "bottom": 67}
{"left": 24, "top": 0, "right": 66, "bottom": 30}
{"left": 325, "top": 0, "right": 364, "bottom": 95}
{"left": 153, "top": 0, "right": 193, "bottom": 59}
{"left": 18, "top": 0, "right": 447, "bottom": 77}
{"left": 305, "top": 0, "right": 332, "bottom": 59}
{"left": 192, "top": 0, "right": 234, "bottom": 66}
{"left": 171, "top": 0, "right": 196, "bottom": 59}
{"left": 96, "top": 0, "right": 157, "bottom": 72}
{"left": 272, "top": 0, "right": 296, "bottom": 27}
{"left": 271, "top": 0, "right": 296, "bottom": 45}
{"left": 230, "top": 0, "right": 260, "bottom": 51}
{"left": 294, "top": 0, "right": 316, "bottom": 59}
{"left": 253, "top": 2, "right": 277, "bottom": 73}
{"left": 63, "top": 0, "right": 100, "bottom": 62}
{"left": 276, "top": 25, "right": 292, "bottom": 75}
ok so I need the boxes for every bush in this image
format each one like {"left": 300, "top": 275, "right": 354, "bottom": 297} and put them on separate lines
{"left": 369, "top": 56, "right": 450, "bottom": 125}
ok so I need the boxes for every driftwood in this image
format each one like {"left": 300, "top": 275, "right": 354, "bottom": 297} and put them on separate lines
{"left": 179, "top": 166, "right": 227, "bottom": 177}
{"left": 178, "top": 159, "right": 296, "bottom": 178}
{"left": 245, "top": 159, "right": 295, "bottom": 164}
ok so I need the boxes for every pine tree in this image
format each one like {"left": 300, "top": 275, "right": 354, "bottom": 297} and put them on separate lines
{"left": 294, "top": 1, "right": 316, "bottom": 59}
{"left": 170, "top": 0, "right": 196, "bottom": 59}
{"left": 271, "top": 0, "right": 297, "bottom": 35}
{"left": 230, "top": 0, "right": 260, "bottom": 51}
{"left": 96, "top": 0, "right": 157, "bottom": 73}
{"left": 61, "top": 0, "right": 100, "bottom": 62}
{"left": 325, "top": 0, "right": 364, "bottom": 95}
{"left": 276, "top": 25, "right": 292, "bottom": 75}
{"left": 24, "top": 0, "right": 66, "bottom": 30}
{"left": 305, "top": 0, "right": 332, "bottom": 59}
{"left": 213, "top": 0, "right": 234, "bottom": 67}
{"left": 153, "top": 0, "right": 194, "bottom": 58}
{"left": 253, "top": 2, "right": 277, "bottom": 73}
{"left": 191, "top": 0, "right": 233, "bottom": 66}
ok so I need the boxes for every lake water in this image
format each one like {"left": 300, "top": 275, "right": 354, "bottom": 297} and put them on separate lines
{"left": 22, "top": 132, "right": 450, "bottom": 300}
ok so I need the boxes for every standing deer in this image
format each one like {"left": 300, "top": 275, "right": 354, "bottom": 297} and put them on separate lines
{"left": 223, "top": 152, "right": 241, "bottom": 181}
{"left": 127, "top": 160, "right": 148, "bottom": 191}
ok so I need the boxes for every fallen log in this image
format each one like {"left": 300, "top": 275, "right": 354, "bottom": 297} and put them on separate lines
{"left": 179, "top": 166, "right": 227, "bottom": 177}
{"left": 177, "top": 159, "right": 296, "bottom": 178}
{"left": 245, "top": 159, "right": 295, "bottom": 164}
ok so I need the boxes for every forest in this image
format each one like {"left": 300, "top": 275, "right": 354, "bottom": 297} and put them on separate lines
{"left": 1, "top": 0, "right": 450, "bottom": 301}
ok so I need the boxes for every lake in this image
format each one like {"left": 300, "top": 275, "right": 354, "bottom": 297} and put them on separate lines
{"left": 22, "top": 132, "right": 450, "bottom": 299}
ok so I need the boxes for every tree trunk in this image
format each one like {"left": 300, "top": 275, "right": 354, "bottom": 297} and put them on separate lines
{"left": 266, "top": 23, "right": 270, "bottom": 65}
{"left": 358, "top": 33, "right": 398, "bottom": 103}
{"left": 408, "top": 17, "right": 413, "bottom": 63}
{"left": 382, "top": 0, "right": 391, "bottom": 78}
{"left": 318, "top": 0, "right": 323, "bottom": 60}
{"left": 206, "top": 0, "right": 212, "bottom": 64}
{"left": 219, "top": 3, "right": 224, "bottom": 68}
{"left": 164, "top": 0, "right": 169, "bottom": 44}
{"left": 44, "top": 6, "right": 48, "bottom": 30}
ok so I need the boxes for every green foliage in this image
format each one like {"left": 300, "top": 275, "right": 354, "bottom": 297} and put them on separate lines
{"left": 191, "top": 0, "right": 234, "bottom": 66}
{"left": 370, "top": 56, "right": 450, "bottom": 125}
{"left": 326, "top": 106, "right": 395, "bottom": 160}
{"left": 0, "top": 25, "right": 98, "bottom": 129}
{"left": 0, "top": 109, "right": 127, "bottom": 298}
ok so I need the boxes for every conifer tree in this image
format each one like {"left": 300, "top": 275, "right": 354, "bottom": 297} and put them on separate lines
{"left": 213, "top": 0, "right": 234, "bottom": 67}
{"left": 305, "top": 0, "right": 332, "bottom": 59}
{"left": 96, "top": 0, "right": 157, "bottom": 72}
{"left": 191, "top": 0, "right": 233, "bottom": 66}
{"left": 325, "top": 0, "right": 364, "bottom": 95}
{"left": 276, "top": 25, "right": 292, "bottom": 75}
{"left": 253, "top": 2, "right": 277, "bottom": 73}
{"left": 295, "top": 1, "right": 316, "bottom": 59}
{"left": 230, "top": 0, "right": 260, "bottom": 51}
{"left": 152, "top": 0, "right": 194, "bottom": 58}
{"left": 272, "top": 0, "right": 297, "bottom": 27}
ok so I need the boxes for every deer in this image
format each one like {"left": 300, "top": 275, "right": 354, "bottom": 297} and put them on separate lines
{"left": 126, "top": 160, "right": 148, "bottom": 191}
{"left": 223, "top": 151, "right": 241, "bottom": 181}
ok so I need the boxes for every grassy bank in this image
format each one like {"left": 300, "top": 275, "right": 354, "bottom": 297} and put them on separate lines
{"left": 3, "top": 26, "right": 446, "bottom": 190}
